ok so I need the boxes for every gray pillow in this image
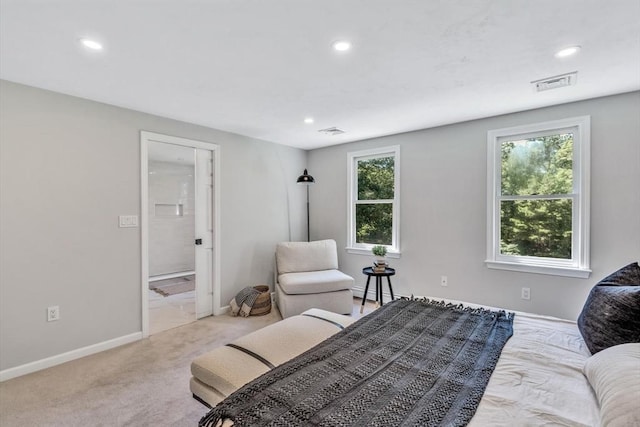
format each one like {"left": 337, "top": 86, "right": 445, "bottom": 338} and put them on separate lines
{"left": 577, "top": 262, "right": 640, "bottom": 354}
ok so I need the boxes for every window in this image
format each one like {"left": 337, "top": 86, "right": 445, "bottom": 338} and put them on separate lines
{"left": 486, "top": 116, "right": 590, "bottom": 278}
{"left": 347, "top": 146, "right": 400, "bottom": 256}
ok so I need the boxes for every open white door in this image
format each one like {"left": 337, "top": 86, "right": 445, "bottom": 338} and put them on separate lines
{"left": 194, "top": 148, "right": 214, "bottom": 318}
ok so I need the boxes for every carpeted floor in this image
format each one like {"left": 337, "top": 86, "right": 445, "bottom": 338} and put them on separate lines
{"left": 0, "top": 299, "right": 375, "bottom": 427}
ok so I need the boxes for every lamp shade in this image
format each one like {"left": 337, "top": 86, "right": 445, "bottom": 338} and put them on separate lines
{"left": 296, "top": 169, "right": 315, "bottom": 184}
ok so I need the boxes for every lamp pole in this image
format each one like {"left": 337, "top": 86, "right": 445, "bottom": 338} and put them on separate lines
{"left": 305, "top": 185, "right": 310, "bottom": 242}
{"left": 296, "top": 169, "right": 315, "bottom": 242}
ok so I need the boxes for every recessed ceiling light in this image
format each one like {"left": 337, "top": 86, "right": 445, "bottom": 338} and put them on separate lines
{"left": 332, "top": 40, "right": 351, "bottom": 52}
{"left": 80, "top": 38, "right": 103, "bottom": 50}
{"left": 555, "top": 46, "right": 581, "bottom": 58}
{"left": 304, "top": 117, "right": 314, "bottom": 124}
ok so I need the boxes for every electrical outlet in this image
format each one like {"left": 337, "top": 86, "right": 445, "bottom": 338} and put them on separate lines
{"left": 441, "top": 276, "right": 448, "bottom": 287}
{"left": 521, "top": 287, "right": 531, "bottom": 300}
{"left": 47, "top": 306, "right": 60, "bottom": 322}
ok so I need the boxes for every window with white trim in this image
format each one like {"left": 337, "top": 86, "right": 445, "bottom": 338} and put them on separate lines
{"left": 347, "top": 146, "right": 400, "bottom": 256}
{"left": 486, "top": 116, "right": 590, "bottom": 278}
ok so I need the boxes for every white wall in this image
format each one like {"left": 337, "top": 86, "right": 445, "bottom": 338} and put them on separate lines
{"left": 309, "top": 91, "right": 640, "bottom": 320}
{"left": 148, "top": 160, "right": 195, "bottom": 277}
{"left": 0, "top": 80, "right": 307, "bottom": 372}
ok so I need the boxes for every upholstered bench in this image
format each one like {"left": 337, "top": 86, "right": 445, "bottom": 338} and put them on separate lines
{"left": 190, "top": 308, "right": 355, "bottom": 407}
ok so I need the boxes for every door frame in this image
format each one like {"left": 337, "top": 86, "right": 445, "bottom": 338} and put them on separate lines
{"left": 140, "top": 131, "right": 221, "bottom": 338}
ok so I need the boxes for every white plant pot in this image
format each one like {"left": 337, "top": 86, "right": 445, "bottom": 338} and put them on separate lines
{"left": 374, "top": 256, "right": 386, "bottom": 265}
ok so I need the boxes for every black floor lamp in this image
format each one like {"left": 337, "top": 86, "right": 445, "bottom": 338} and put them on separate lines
{"left": 297, "top": 169, "right": 315, "bottom": 242}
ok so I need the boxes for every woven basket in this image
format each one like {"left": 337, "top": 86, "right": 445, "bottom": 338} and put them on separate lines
{"left": 250, "top": 285, "right": 272, "bottom": 316}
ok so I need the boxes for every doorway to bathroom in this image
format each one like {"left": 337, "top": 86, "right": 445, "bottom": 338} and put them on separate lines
{"left": 140, "top": 131, "right": 220, "bottom": 337}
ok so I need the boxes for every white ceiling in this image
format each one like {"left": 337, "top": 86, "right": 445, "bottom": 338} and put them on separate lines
{"left": 1, "top": 1, "right": 639, "bottom": 150}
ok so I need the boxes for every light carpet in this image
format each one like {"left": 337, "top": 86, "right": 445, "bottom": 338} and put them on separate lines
{"left": 0, "top": 299, "right": 375, "bottom": 427}
{"left": 0, "top": 310, "right": 281, "bottom": 426}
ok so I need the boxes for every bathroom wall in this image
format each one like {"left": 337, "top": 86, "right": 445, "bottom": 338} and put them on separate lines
{"left": 148, "top": 160, "right": 195, "bottom": 277}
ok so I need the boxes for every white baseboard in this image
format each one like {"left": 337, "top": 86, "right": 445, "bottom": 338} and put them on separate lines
{"left": 0, "top": 332, "right": 142, "bottom": 382}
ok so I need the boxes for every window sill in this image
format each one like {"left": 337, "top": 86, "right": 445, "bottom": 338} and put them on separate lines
{"left": 346, "top": 247, "right": 401, "bottom": 259}
{"left": 485, "top": 260, "right": 591, "bottom": 278}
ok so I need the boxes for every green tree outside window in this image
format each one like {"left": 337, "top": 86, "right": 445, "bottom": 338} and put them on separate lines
{"left": 500, "top": 133, "right": 573, "bottom": 259}
{"left": 356, "top": 156, "right": 394, "bottom": 245}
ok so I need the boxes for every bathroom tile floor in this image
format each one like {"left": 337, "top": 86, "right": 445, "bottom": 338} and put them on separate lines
{"left": 149, "top": 288, "right": 196, "bottom": 335}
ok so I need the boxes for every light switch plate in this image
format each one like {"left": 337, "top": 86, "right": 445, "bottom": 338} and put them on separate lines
{"left": 119, "top": 215, "right": 138, "bottom": 228}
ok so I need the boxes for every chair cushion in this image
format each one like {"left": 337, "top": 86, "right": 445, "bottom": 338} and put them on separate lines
{"left": 191, "top": 346, "right": 269, "bottom": 397}
{"left": 231, "top": 314, "right": 349, "bottom": 365}
{"left": 278, "top": 269, "right": 354, "bottom": 295}
{"left": 276, "top": 239, "right": 338, "bottom": 274}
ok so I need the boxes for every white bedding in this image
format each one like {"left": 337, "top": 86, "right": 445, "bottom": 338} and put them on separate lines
{"left": 470, "top": 311, "right": 599, "bottom": 426}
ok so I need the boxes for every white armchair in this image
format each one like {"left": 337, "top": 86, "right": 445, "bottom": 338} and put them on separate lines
{"left": 275, "top": 239, "right": 354, "bottom": 318}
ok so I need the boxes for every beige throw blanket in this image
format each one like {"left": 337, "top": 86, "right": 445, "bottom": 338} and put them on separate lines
{"left": 229, "top": 287, "right": 260, "bottom": 317}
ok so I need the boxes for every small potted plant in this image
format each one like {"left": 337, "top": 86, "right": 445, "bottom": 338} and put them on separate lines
{"left": 372, "top": 245, "right": 388, "bottom": 269}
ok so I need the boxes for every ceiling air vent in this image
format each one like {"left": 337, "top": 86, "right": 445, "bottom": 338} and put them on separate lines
{"left": 531, "top": 71, "right": 577, "bottom": 92}
{"left": 318, "top": 127, "right": 345, "bottom": 136}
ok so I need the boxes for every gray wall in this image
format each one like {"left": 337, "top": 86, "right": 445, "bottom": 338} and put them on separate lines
{"left": 0, "top": 80, "right": 307, "bottom": 371}
{"left": 2, "top": 78, "right": 637, "bottom": 373}
{"left": 309, "top": 91, "right": 640, "bottom": 320}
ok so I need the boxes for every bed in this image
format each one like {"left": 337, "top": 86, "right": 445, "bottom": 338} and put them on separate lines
{"left": 197, "top": 262, "right": 640, "bottom": 426}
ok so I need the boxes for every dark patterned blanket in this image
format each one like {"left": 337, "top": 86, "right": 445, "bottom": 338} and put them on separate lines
{"left": 200, "top": 298, "right": 514, "bottom": 427}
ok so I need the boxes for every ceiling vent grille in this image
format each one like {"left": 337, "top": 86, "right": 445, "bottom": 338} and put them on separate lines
{"left": 318, "top": 127, "right": 345, "bottom": 136}
{"left": 532, "top": 72, "right": 577, "bottom": 92}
